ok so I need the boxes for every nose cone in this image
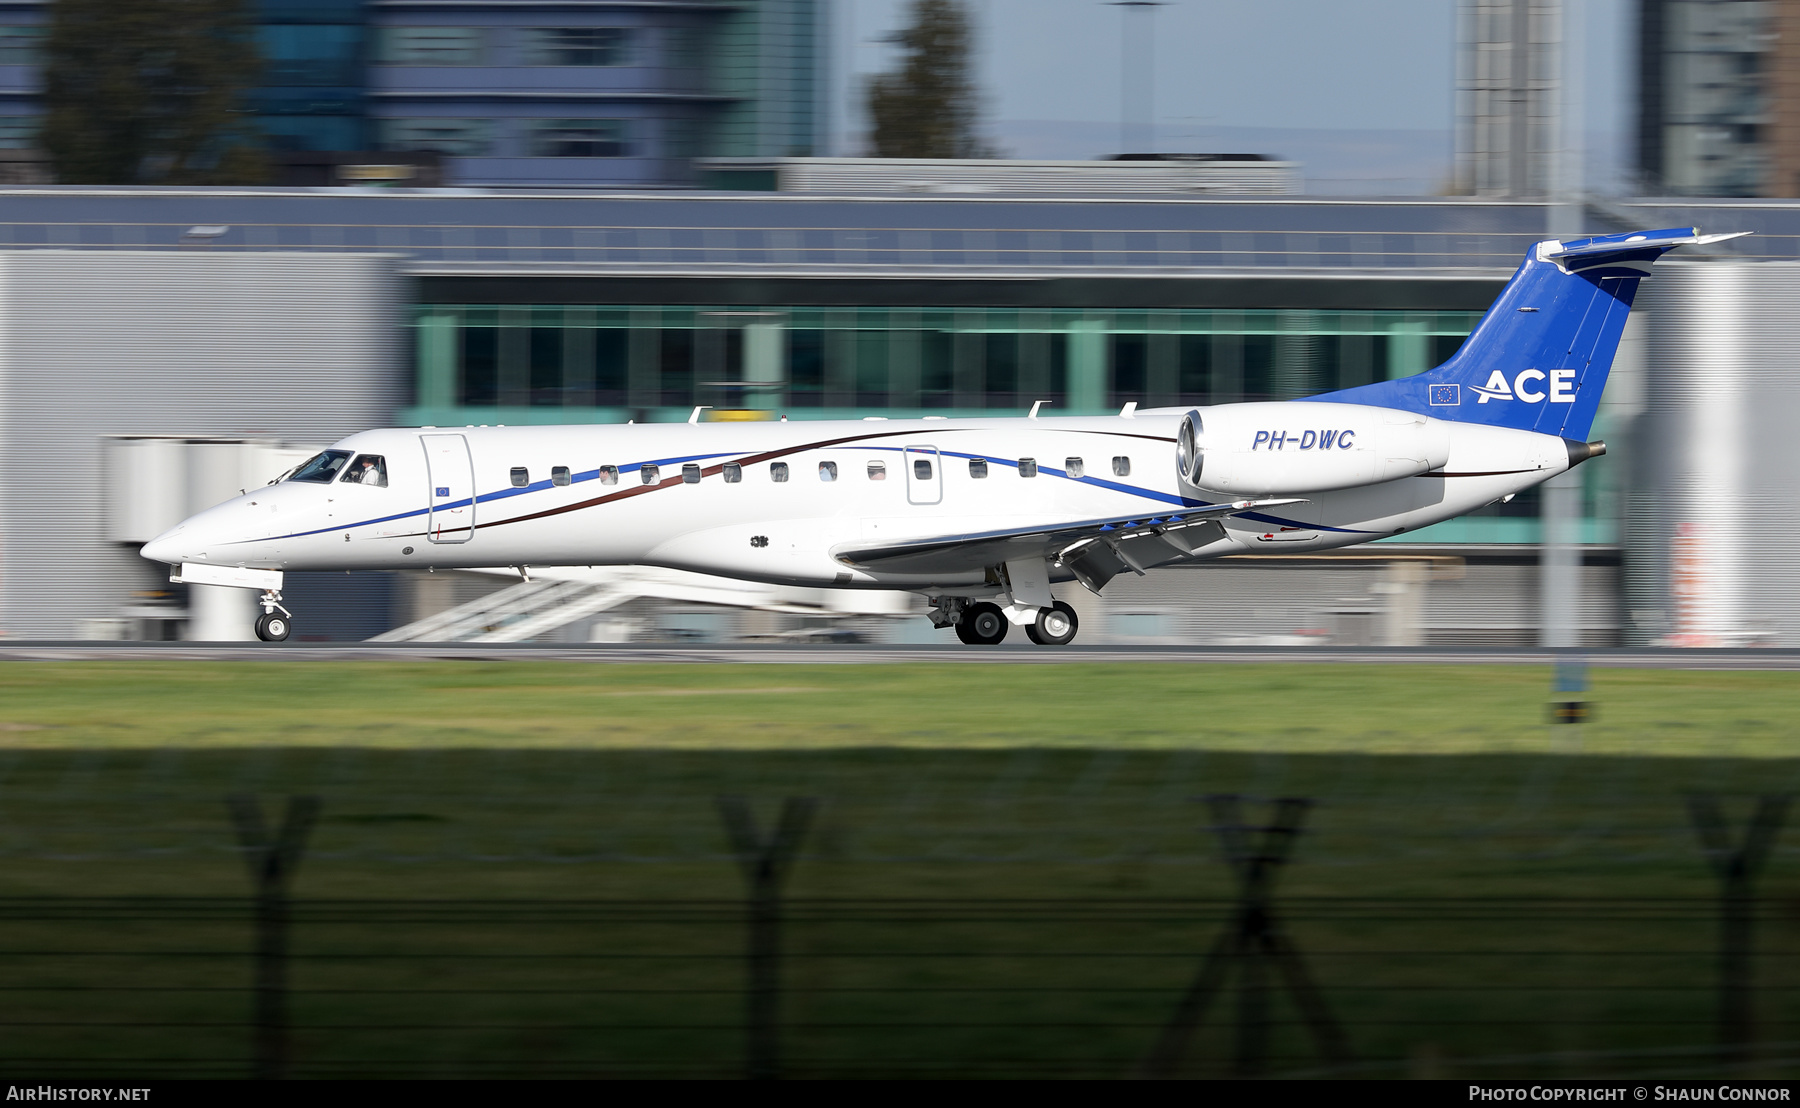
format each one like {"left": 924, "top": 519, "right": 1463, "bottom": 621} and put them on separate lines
{"left": 142, "top": 496, "right": 278, "bottom": 568}
{"left": 140, "top": 526, "right": 187, "bottom": 566}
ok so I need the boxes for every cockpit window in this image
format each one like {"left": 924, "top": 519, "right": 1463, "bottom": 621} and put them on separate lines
{"left": 289, "top": 450, "right": 352, "bottom": 483}
{"left": 341, "top": 454, "right": 388, "bottom": 487}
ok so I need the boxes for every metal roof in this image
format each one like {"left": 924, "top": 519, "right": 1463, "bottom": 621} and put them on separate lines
{"left": 0, "top": 188, "right": 1786, "bottom": 281}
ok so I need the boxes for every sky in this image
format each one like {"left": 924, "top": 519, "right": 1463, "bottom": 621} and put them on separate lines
{"left": 830, "top": 0, "right": 1635, "bottom": 194}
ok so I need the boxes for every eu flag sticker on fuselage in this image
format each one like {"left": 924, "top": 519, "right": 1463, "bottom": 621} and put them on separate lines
{"left": 1429, "top": 383, "right": 1461, "bottom": 406}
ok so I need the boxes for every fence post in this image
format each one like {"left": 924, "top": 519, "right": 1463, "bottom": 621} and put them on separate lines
{"left": 1138, "top": 794, "right": 1349, "bottom": 1079}
{"left": 717, "top": 795, "right": 816, "bottom": 1081}
{"left": 1686, "top": 792, "right": 1790, "bottom": 1072}
{"left": 227, "top": 794, "right": 321, "bottom": 1082}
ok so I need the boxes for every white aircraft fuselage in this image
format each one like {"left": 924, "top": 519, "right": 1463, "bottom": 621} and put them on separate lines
{"left": 141, "top": 226, "right": 1740, "bottom": 644}
{"left": 143, "top": 406, "right": 1570, "bottom": 591}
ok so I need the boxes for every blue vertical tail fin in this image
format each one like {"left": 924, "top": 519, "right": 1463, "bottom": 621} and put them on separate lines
{"left": 1313, "top": 227, "right": 1747, "bottom": 440}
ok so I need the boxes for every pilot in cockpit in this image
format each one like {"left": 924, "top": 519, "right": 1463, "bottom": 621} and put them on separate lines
{"left": 349, "top": 455, "right": 387, "bottom": 488}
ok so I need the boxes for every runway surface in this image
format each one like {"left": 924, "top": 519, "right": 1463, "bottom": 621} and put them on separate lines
{"left": 4, "top": 642, "right": 1800, "bottom": 669}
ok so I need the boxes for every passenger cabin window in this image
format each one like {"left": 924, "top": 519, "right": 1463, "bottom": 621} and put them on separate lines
{"left": 599, "top": 465, "right": 619, "bottom": 486}
{"left": 342, "top": 454, "right": 388, "bottom": 487}
{"left": 723, "top": 462, "right": 742, "bottom": 483}
{"left": 969, "top": 458, "right": 988, "bottom": 479}
{"left": 289, "top": 450, "right": 351, "bottom": 484}
{"left": 770, "top": 462, "right": 789, "bottom": 482}
{"left": 1019, "top": 457, "right": 1038, "bottom": 478}
{"left": 1113, "top": 456, "right": 1131, "bottom": 477}
{"left": 819, "top": 461, "right": 838, "bottom": 482}
{"left": 867, "top": 461, "right": 886, "bottom": 481}
{"left": 913, "top": 459, "right": 933, "bottom": 480}
{"left": 640, "top": 464, "right": 660, "bottom": 485}
{"left": 682, "top": 463, "right": 701, "bottom": 484}
{"left": 510, "top": 467, "right": 529, "bottom": 487}
{"left": 1066, "top": 457, "right": 1085, "bottom": 478}
{"left": 551, "top": 466, "right": 571, "bottom": 487}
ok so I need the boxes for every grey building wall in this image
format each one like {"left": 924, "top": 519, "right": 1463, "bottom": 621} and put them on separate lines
{"left": 1079, "top": 557, "right": 1619, "bottom": 648}
{"left": 0, "top": 251, "right": 404, "bottom": 640}
{"left": 1629, "top": 261, "right": 1800, "bottom": 646}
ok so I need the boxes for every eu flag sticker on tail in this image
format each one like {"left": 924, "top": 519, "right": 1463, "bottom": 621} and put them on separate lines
{"left": 436, "top": 486, "right": 450, "bottom": 497}
{"left": 1429, "top": 383, "right": 1461, "bottom": 407}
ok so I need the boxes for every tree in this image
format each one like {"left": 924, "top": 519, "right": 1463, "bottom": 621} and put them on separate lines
{"left": 865, "top": 0, "right": 992, "bottom": 159}
{"left": 42, "top": 0, "right": 267, "bottom": 185}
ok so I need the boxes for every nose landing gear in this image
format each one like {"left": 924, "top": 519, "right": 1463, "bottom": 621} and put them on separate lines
{"left": 254, "top": 589, "right": 292, "bottom": 642}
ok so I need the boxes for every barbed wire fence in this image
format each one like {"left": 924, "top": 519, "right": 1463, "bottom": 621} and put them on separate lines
{"left": 0, "top": 766, "right": 1796, "bottom": 1079}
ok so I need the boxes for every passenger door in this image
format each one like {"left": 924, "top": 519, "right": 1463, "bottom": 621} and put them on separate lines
{"left": 904, "top": 445, "right": 942, "bottom": 506}
{"left": 421, "top": 433, "right": 477, "bottom": 544}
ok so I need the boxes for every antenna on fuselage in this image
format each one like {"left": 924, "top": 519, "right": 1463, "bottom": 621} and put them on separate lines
{"left": 1028, "top": 400, "right": 1052, "bottom": 419}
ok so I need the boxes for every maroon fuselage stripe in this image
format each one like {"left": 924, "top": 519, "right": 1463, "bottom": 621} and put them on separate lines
{"left": 404, "top": 426, "right": 1178, "bottom": 539}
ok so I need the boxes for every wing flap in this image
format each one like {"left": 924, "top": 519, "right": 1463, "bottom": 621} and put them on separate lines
{"left": 833, "top": 498, "right": 1302, "bottom": 576}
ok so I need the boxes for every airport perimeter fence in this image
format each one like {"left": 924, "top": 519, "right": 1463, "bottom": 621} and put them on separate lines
{"left": 0, "top": 790, "right": 1796, "bottom": 1080}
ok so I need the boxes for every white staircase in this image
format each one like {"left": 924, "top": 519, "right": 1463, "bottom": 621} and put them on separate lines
{"left": 371, "top": 566, "right": 914, "bottom": 644}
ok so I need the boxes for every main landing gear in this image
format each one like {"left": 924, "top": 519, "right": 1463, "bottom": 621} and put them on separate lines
{"left": 937, "top": 598, "right": 1081, "bottom": 646}
{"left": 255, "top": 589, "right": 292, "bottom": 642}
{"left": 1025, "top": 602, "right": 1079, "bottom": 646}
{"left": 955, "top": 602, "right": 1009, "bottom": 645}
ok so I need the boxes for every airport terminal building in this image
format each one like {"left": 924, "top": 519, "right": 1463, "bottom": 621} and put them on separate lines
{"left": 0, "top": 184, "right": 1794, "bottom": 646}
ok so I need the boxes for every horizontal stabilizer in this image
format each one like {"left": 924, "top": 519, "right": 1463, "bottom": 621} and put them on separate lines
{"left": 834, "top": 498, "right": 1302, "bottom": 575}
{"left": 1539, "top": 228, "right": 1751, "bottom": 266}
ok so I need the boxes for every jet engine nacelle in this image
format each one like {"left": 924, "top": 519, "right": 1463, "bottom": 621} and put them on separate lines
{"left": 1177, "top": 402, "right": 1452, "bottom": 496}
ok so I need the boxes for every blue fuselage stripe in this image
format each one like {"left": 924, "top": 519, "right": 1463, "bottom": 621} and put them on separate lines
{"left": 252, "top": 443, "right": 1368, "bottom": 543}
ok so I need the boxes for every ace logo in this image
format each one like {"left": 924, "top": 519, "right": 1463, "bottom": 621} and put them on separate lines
{"left": 1471, "top": 368, "right": 1577, "bottom": 404}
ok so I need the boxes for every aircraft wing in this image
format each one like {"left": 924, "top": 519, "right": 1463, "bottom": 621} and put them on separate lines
{"left": 832, "top": 498, "right": 1304, "bottom": 576}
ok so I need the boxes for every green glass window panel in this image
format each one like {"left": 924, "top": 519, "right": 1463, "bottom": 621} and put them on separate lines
{"left": 1112, "top": 332, "right": 1146, "bottom": 403}
{"left": 529, "top": 323, "right": 562, "bottom": 406}
{"left": 1313, "top": 334, "right": 1342, "bottom": 394}
{"left": 522, "top": 27, "right": 632, "bottom": 67}
{"left": 0, "top": 26, "right": 41, "bottom": 67}
{"left": 1432, "top": 332, "right": 1467, "bottom": 365}
{"left": 0, "top": 116, "right": 37, "bottom": 149}
{"left": 460, "top": 323, "right": 497, "bottom": 406}
{"left": 595, "top": 328, "right": 628, "bottom": 403}
{"left": 660, "top": 327, "right": 693, "bottom": 407}
{"left": 418, "top": 303, "right": 1481, "bottom": 410}
{"left": 789, "top": 329, "right": 825, "bottom": 407}
{"left": 1110, "top": 309, "right": 1148, "bottom": 335}
{"left": 985, "top": 332, "right": 1018, "bottom": 405}
{"left": 1242, "top": 334, "right": 1275, "bottom": 401}
{"left": 920, "top": 329, "right": 953, "bottom": 407}
{"left": 855, "top": 329, "right": 888, "bottom": 407}
{"left": 381, "top": 27, "right": 484, "bottom": 65}
{"left": 1047, "top": 333, "right": 1069, "bottom": 402}
{"left": 1177, "top": 334, "right": 1211, "bottom": 402}
{"left": 529, "top": 119, "right": 630, "bottom": 158}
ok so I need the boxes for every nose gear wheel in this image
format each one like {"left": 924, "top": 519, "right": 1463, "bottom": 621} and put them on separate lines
{"left": 255, "top": 589, "right": 292, "bottom": 643}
